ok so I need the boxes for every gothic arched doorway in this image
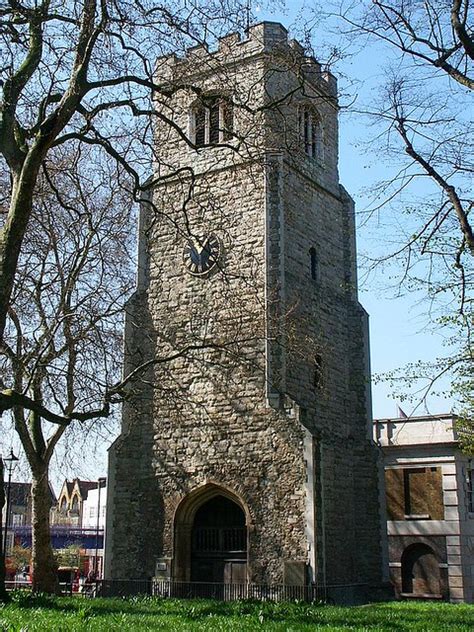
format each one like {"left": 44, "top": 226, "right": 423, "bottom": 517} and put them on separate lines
{"left": 191, "top": 495, "right": 246, "bottom": 582}
{"left": 401, "top": 543, "right": 441, "bottom": 596}
{"left": 173, "top": 484, "right": 249, "bottom": 584}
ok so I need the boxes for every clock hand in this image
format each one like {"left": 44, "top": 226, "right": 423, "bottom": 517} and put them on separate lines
{"left": 200, "top": 237, "right": 209, "bottom": 255}
{"left": 190, "top": 237, "right": 204, "bottom": 255}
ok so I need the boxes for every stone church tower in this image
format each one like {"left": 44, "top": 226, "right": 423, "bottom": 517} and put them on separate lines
{"left": 105, "top": 22, "right": 385, "bottom": 601}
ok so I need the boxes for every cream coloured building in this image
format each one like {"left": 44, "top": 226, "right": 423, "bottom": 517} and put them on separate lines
{"left": 374, "top": 413, "right": 474, "bottom": 602}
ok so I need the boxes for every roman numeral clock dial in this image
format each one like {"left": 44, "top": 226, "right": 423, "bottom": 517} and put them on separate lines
{"left": 183, "top": 234, "right": 221, "bottom": 276}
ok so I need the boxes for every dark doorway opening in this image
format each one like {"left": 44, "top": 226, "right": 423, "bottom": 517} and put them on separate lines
{"left": 401, "top": 543, "right": 441, "bottom": 597}
{"left": 191, "top": 495, "right": 247, "bottom": 583}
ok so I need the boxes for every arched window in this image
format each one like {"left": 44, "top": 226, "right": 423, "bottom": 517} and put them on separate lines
{"left": 70, "top": 495, "right": 79, "bottom": 514}
{"left": 60, "top": 498, "right": 67, "bottom": 514}
{"left": 309, "top": 247, "right": 318, "bottom": 280}
{"left": 299, "top": 106, "right": 323, "bottom": 162}
{"left": 192, "top": 96, "right": 233, "bottom": 147}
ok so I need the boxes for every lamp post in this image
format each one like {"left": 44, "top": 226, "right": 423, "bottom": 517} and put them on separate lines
{"left": 94, "top": 477, "right": 106, "bottom": 578}
{"left": 2, "top": 449, "right": 19, "bottom": 559}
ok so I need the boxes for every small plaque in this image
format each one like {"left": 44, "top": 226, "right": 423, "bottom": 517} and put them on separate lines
{"left": 155, "top": 557, "right": 172, "bottom": 579}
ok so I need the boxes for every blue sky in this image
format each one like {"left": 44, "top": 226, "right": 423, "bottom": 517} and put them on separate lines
{"left": 257, "top": 1, "right": 455, "bottom": 418}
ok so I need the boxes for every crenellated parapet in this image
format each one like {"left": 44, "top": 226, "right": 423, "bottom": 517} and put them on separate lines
{"left": 155, "top": 21, "right": 337, "bottom": 98}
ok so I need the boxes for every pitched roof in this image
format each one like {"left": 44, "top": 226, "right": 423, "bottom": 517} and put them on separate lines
{"left": 5, "top": 482, "right": 31, "bottom": 507}
{"left": 68, "top": 478, "right": 106, "bottom": 500}
{"left": 3, "top": 481, "right": 56, "bottom": 507}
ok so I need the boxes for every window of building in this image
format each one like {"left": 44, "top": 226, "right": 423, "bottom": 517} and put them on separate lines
{"left": 309, "top": 247, "right": 318, "bottom": 280}
{"left": 314, "top": 354, "right": 323, "bottom": 389}
{"left": 385, "top": 466, "right": 444, "bottom": 520}
{"left": 90, "top": 506, "right": 95, "bottom": 518}
{"left": 192, "top": 96, "right": 233, "bottom": 147}
{"left": 299, "top": 106, "right": 323, "bottom": 161}
{"left": 71, "top": 496, "right": 79, "bottom": 514}
{"left": 60, "top": 498, "right": 67, "bottom": 514}
{"left": 468, "top": 469, "right": 474, "bottom": 513}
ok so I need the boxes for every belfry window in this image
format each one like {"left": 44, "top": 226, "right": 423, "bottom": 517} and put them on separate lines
{"left": 299, "top": 107, "right": 323, "bottom": 162}
{"left": 192, "top": 96, "right": 233, "bottom": 147}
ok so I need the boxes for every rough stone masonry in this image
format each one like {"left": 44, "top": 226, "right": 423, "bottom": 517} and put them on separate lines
{"left": 105, "top": 21, "right": 386, "bottom": 603}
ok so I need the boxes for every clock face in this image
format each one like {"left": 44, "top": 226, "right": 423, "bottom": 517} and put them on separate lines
{"left": 183, "top": 234, "right": 221, "bottom": 275}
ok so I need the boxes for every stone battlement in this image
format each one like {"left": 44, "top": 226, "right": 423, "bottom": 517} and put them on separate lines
{"left": 156, "top": 21, "right": 337, "bottom": 96}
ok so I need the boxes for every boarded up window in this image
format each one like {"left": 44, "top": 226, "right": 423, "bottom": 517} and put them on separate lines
{"left": 385, "top": 468, "right": 405, "bottom": 520}
{"left": 385, "top": 467, "right": 444, "bottom": 520}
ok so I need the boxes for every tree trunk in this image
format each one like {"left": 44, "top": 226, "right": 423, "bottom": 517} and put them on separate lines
{"left": 0, "top": 459, "right": 7, "bottom": 601}
{"left": 31, "top": 465, "right": 58, "bottom": 593}
{"left": 0, "top": 159, "right": 41, "bottom": 343}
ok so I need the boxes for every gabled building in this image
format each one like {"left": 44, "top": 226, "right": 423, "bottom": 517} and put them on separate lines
{"left": 52, "top": 479, "right": 102, "bottom": 527}
{"left": 374, "top": 413, "right": 474, "bottom": 603}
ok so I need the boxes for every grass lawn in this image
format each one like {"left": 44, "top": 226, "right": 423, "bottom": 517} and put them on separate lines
{"left": 0, "top": 593, "right": 473, "bottom": 631}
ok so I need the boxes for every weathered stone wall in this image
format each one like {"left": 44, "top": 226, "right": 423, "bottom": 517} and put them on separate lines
{"left": 108, "top": 160, "right": 310, "bottom": 582}
{"left": 106, "top": 21, "right": 384, "bottom": 593}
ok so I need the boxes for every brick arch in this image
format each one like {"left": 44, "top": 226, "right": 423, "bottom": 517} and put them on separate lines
{"left": 401, "top": 542, "right": 441, "bottom": 597}
{"left": 172, "top": 482, "right": 250, "bottom": 582}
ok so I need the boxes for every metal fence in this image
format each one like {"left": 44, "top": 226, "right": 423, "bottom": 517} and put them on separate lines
{"left": 5, "top": 578, "right": 374, "bottom": 603}
{"left": 95, "top": 579, "right": 328, "bottom": 602}
{"left": 5, "top": 579, "right": 75, "bottom": 595}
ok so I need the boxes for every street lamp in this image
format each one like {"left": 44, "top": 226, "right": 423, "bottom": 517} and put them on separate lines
{"left": 3, "top": 449, "right": 19, "bottom": 559}
{"left": 94, "top": 477, "right": 106, "bottom": 579}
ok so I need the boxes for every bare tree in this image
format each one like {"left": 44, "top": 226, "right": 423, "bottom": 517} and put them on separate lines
{"left": 315, "top": 1, "right": 474, "bottom": 412}
{"left": 1, "top": 145, "right": 135, "bottom": 592}
{"left": 0, "top": 0, "right": 255, "bottom": 350}
{"left": 0, "top": 458, "right": 5, "bottom": 599}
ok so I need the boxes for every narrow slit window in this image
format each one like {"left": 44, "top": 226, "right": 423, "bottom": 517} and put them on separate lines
{"left": 310, "top": 247, "right": 317, "bottom": 280}
{"left": 314, "top": 354, "right": 323, "bottom": 388}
